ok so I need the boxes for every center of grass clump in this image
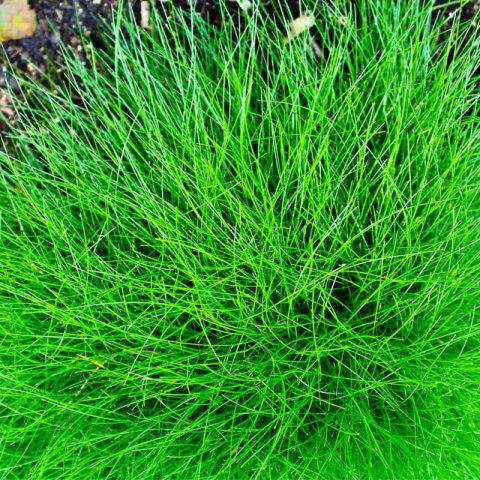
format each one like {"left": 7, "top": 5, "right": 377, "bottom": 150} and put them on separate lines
{"left": 1, "top": 1, "right": 479, "bottom": 478}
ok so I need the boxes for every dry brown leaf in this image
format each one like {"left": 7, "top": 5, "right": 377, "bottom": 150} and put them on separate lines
{"left": 285, "top": 13, "right": 315, "bottom": 43}
{"left": 0, "top": 88, "right": 14, "bottom": 118}
{"left": 140, "top": 0, "right": 150, "bottom": 29}
{"left": 0, "top": 0, "right": 37, "bottom": 41}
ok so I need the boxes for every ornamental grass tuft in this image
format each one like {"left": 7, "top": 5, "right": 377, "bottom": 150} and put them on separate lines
{"left": 1, "top": 1, "right": 479, "bottom": 478}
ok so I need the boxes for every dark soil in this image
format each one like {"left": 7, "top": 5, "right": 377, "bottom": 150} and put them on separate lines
{"left": 1, "top": 0, "right": 479, "bottom": 132}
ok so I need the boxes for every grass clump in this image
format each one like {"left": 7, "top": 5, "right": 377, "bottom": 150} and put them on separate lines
{"left": 1, "top": 1, "right": 479, "bottom": 478}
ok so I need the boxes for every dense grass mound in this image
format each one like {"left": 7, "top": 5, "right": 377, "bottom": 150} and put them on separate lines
{"left": 1, "top": 1, "right": 479, "bottom": 478}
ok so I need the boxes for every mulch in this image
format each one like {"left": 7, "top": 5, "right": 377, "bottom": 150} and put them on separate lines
{"left": 0, "top": 0, "right": 479, "bottom": 133}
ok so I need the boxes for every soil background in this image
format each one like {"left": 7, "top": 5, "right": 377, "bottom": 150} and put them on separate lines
{"left": 1, "top": 0, "right": 479, "bottom": 132}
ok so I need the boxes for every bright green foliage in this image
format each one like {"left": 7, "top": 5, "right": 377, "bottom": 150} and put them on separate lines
{"left": 1, "top": 1, "right": 479, "bottom": 478}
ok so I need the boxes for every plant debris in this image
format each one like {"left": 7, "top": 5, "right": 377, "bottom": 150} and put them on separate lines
{"left": 0, "top": 0, "right": 37, "bottom": 41}
{"left": 284, "top": 12, "right": 315, "bottom": 43}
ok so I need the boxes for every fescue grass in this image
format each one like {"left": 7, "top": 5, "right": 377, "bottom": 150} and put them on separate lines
{"left": 1, "top": 1, "right": 479, "bottom": 478}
